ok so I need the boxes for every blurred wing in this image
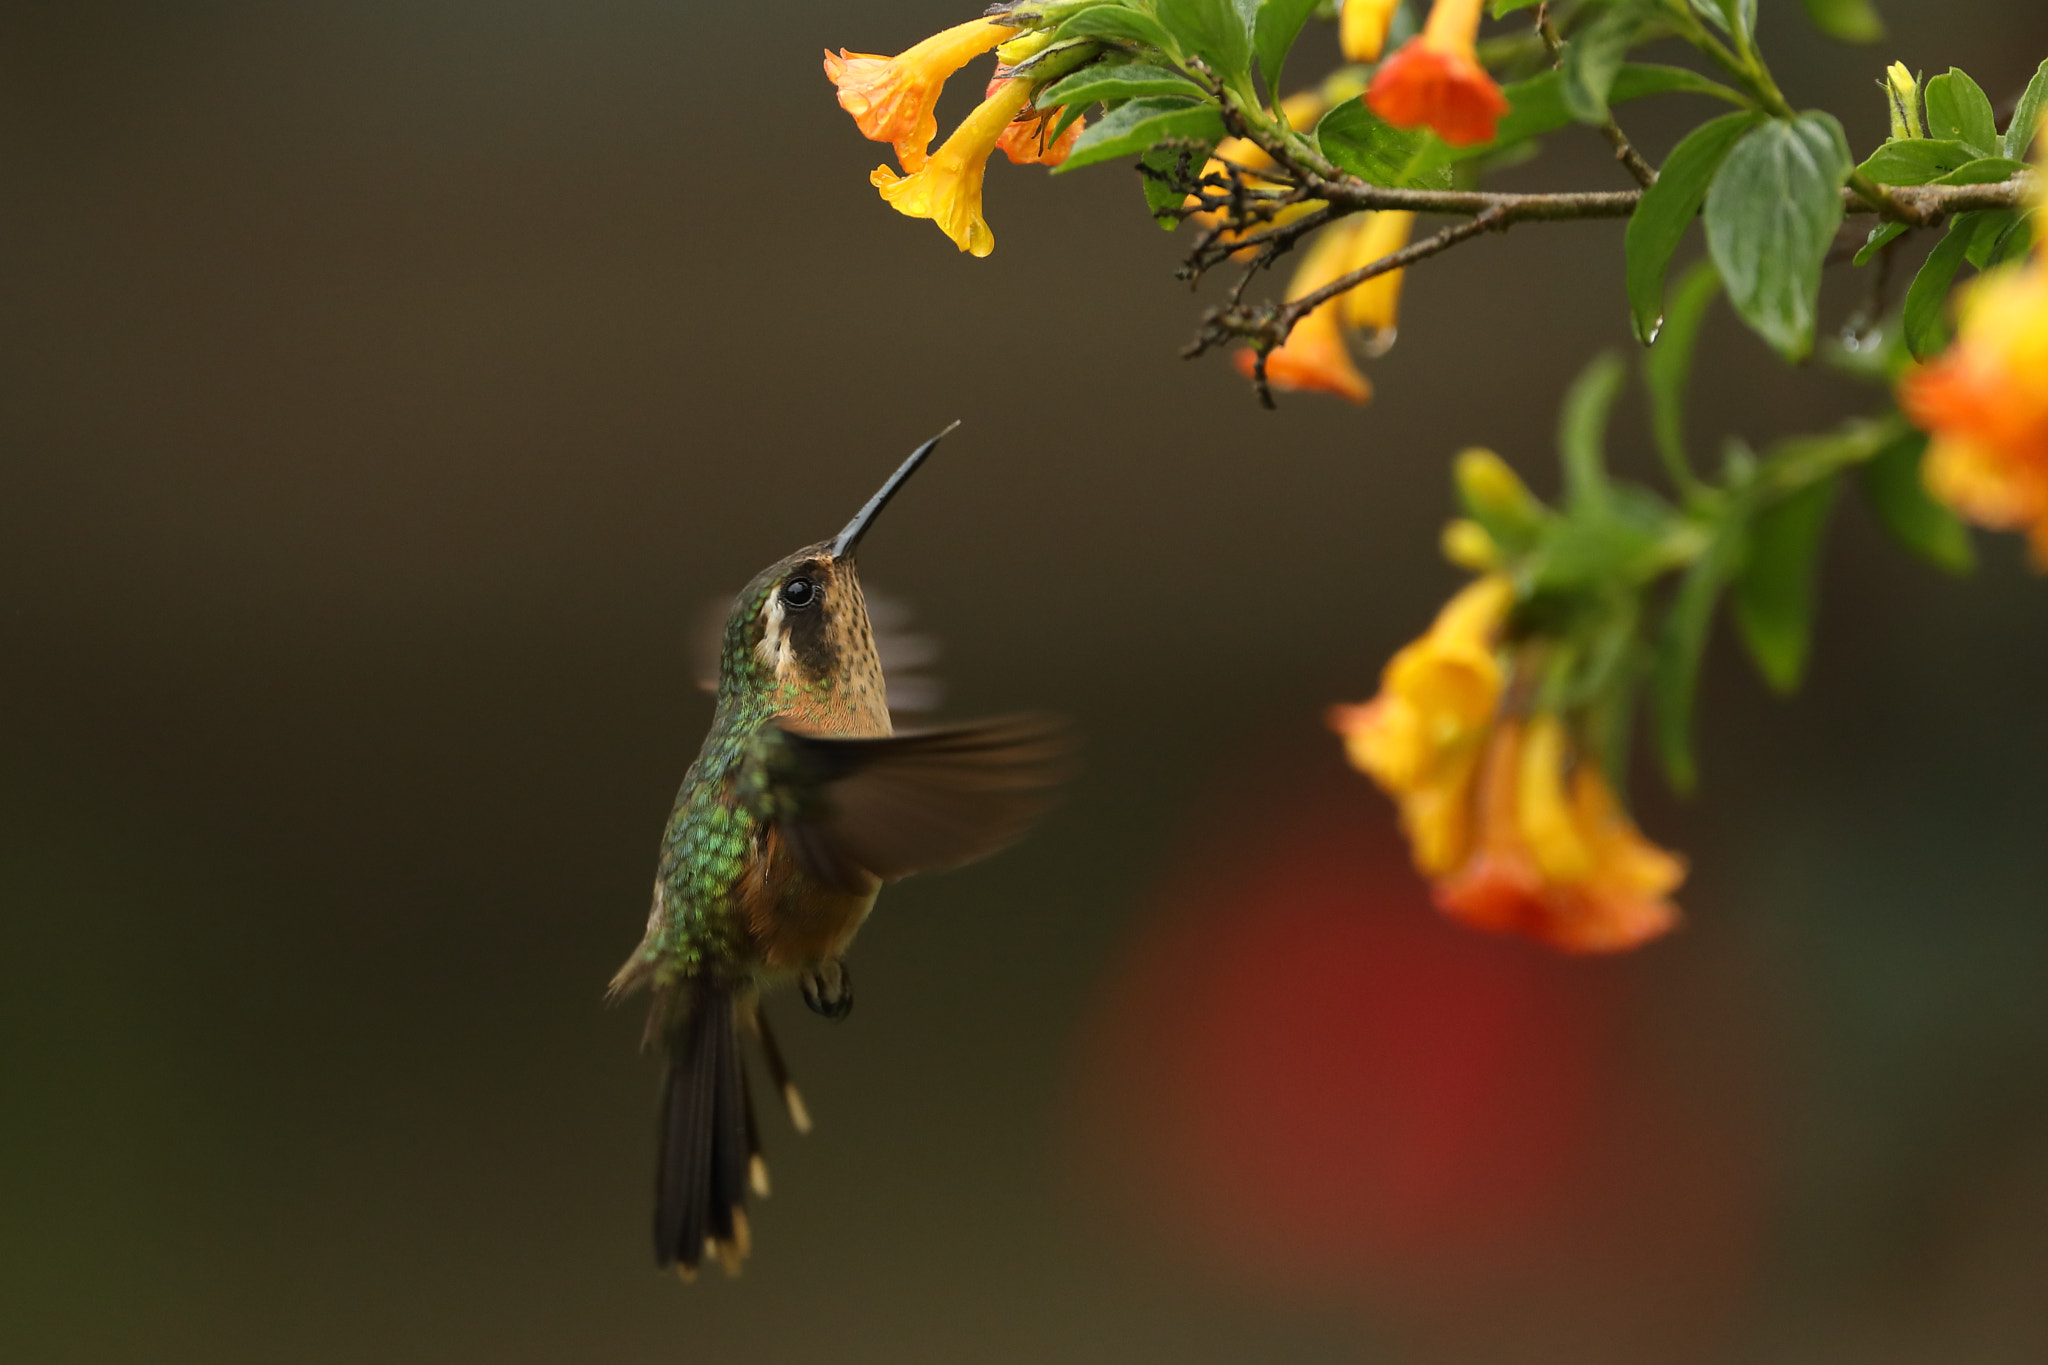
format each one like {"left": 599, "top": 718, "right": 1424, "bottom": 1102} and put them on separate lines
{"left": 691, "top": 594, "right": 735, "bottom": 695}
{"left": 865, "top": 590, "right": 944, "bottom": 717}
{"left": 754, "top": 716, "right": 1074, "bottom": 893}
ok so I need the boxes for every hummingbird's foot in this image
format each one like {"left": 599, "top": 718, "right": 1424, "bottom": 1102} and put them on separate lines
{"left": 800, "top": 959, "right": 853, "bottom": 1021}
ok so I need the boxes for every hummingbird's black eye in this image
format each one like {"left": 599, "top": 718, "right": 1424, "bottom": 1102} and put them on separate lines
{"left": 780, "top": 577, "right": 818, "bottom": 610}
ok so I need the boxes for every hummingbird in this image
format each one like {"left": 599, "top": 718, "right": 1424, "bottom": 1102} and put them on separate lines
{"left": 610, "top": 424, "right": 1069, "bottom": 1280}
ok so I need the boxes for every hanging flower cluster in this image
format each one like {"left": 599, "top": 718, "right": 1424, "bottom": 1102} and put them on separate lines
{"left": 818, "top": 0, "right": 2046, "bottom": 955}
{"left": 1329, "top": 450, "right": 1684, "bottom": 954}
{"left": 825, "top": 17, "right": 1090, "bottom": 257}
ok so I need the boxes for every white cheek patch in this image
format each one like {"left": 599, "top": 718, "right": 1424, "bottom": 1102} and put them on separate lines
{"left": 754, "top": 596, "right": 796, "bottom": 677}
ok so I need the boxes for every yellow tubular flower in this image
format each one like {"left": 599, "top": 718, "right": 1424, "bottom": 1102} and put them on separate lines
{"left": 825, "top": 19, "right": 1017, "bottom": 172}
{"left": 1341, "top": 0, "right": 1402, "bottom": 63}
{"left": 870, "top": 78, "right": 1034, "bottom": 257}
{"left": 1328, "top": 574, "right": 1514, "bottom": 875}
{"left": 1340, "top": 209, "right": 1416, "bottom": 346}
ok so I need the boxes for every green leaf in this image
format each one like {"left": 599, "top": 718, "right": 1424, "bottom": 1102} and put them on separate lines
{"left": 1138, "top": 140, "right": 1215, "bottom": 225}
{"left": 1855, "top": 138, "right": 1982, "bottom": 186}
{"left": 1940, "top": 155, "right": 2028, "bottom": 185}
{"left": 1643, "top": 260, "right": 1721, "bottom": 480}
{"left": 1625, "top": 110, "right": 1763, "bottom": 344}
{"left": 1053, "top": 5, "right": 1181, "bottom": 58}
{"left": 1652, "top": 496, "right": 1747, "bottom": 793}
{"left": 1923, "top": 68, "right": 1999, "bottom": 157}
{"left": 1315, "top": 99, "right": 1451, "bottom": 188}
{"left": 1861, "top": 429, "right": 1973, "bottom": 575}
{"left": 1853, "top": 221, "right": 1906, "bottom": 266}
{"left": 1687, "top": 0, "right": 1755, "bottom": 39}
{"left": 1251, "top": 0, "right": 1319, "bottom": 90}
{"left": 1038, "top": 62, "right": 1208, "bottom": 107}
{"left": 1491, "top": 0, "right": 1545, "bottom": 14}
{"left": 1561, "top": 0, "right": 1656, "bottom": 124}
{"left": 1976, "top": 209, "right": 2034, "bottom": 268}
{"left": 1798, "top": 0, "right": 1883, "bottom": 42}
{"left": 1559, "top": 352, "right": 1626, "bottom": 511}
{"left": 1048, "top": 98, "right": 1092, "bottom": 148}
{"left": 1057, "top": 96, "right": 1226, "bottom": 171}
{"left": 2007, "top": 59, "right": 2048, "bottom": 160}
{"left": 1734, "top": 472, "right": 1838, "bottom": 693}
{"left": 1901, "top": 212, "right": 1979, "bottom": 358}
{"left": 1154, "top": 0, "right": 1251, "bottom": 84}
{"left": 1704, "top": 112, "right": 1852, "bottom": 361}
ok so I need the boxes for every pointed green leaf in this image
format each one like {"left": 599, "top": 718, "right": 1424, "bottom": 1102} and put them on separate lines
{"left": 1038, "top": 62, "right": 1209, "bottom": 107}
{"left": 1315, "top": 99, "right": 1451, "bottom": 188}
{"left": 1251, "top": 0, "right": 1320, "bottom": 90}
{"left": 1561, "top": 0, "right": 1657, "bottom": 124}
{"left": 1798, "top": 0, "right": 1883, "bottom": 42}
{"left": 1559, "top": 352, "right": 1626, "bottom": 511}
{"left": 1901, "top": 212, "right": 1980, "bottom": 358}
{"left": 1625, "top": 111, "right": 1764, "bottom": 343}
{"left": 1923, "top": 68, "right": 1999, "bottom": 157}
{"left": 1643, "top": 260, "right": 1721, "bottom": 479}
{"left": 1861, "top": 429, "right": 1973, "bottom": 575}
{"left": 2007, "top": 59, "right": 2048, "bottom": 160}
{"left": 1048, "top": 97, "right": 1092, "bottom": 148}
{"left": 1704, "top": 112, "right": 1852, "bottom": 361}
{"left": 1053, "top": 5, "right": 1181, "bottom": 57}
{"left": 1057, "top": 96, "right": 1226, "bottom": 170}
{"left": 1855, "top": 138, "right": 1983, "bottom": 186}
{"left": 1853, "top": 221, "right": 1907, "bottom": 266}
{"left": 1734, "top": 472, "right": 1839, "bottom": 693}
{"left": 1155, "top": 0, "right": 1250, "bottom": 84}
{"left": 1652, "top": 499, "right": 1748, "bottom": 794}
{"left": 1940, "top": 155, "right": 2028, "bottom": 185}
{"left": 1687, "top": 0, "right": 1756, "bottom": 39}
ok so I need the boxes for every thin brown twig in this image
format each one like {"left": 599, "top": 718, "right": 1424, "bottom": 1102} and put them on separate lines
{"left": 1537, "top": 7, "right": 1658, "bottom": 188}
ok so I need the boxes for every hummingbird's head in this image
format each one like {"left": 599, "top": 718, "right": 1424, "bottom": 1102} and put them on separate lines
{"left": 714, "top": 424, "right": 958, "bottom": 728}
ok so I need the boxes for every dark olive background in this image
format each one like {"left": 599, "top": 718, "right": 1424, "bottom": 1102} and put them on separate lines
{"left": 4, "top": 2, "right": 2048, "bottom": 1361}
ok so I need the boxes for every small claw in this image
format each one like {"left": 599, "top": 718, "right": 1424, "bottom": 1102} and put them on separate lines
{"left": 800, "top": 959, "right": 854, "bottom": 1021}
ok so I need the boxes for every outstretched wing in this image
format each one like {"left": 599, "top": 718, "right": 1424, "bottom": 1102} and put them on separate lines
{"left": 744, "top": 716, "right": 1074, "bottom": 894}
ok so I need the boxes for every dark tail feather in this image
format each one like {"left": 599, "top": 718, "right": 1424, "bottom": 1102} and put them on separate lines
{"left": 654, "top": 984, "right": 752, "bottom": 1278}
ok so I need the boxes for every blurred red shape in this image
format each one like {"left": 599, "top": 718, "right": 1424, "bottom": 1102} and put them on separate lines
{"left": 1066, "top": 767, "right": 1774, "bottom": 1349}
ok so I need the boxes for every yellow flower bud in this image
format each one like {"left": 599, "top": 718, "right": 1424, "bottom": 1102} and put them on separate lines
{"left": 1441, "top": 519, "right": 1500, "bottom": 571}
{"left": 1454, "top": 448, "right": 1541, "bottom": 525}
{"left": 1883, "top": 61, "right": 1922, "bottom": 141}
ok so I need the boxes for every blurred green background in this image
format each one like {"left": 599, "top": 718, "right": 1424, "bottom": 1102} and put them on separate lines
{"left": 4, "top": 2, "right": 2048, "bottom": 1361}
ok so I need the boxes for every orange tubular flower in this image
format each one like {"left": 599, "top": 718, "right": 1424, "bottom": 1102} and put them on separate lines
{"left": 1341, "top": 0, "right": 1401, "bottom": 63}
{"left": 1234, "top": 221, "right": 1375, "bottom": 402}
{"left": 1436, "top": 715, "right": 1685, "bottom": 954}
{"left": 825, "top": 19, "right": 1017, "bottom": 172}
{"left": 1329, "top": 575, "right": 1515, "bottom": 875}
{"left": 1366, "top": 0, "right": 1510, "bottom": 147}
{"left": 1897, "top": 168, "right": 2048, "bottom": 563}
{"left": 871, "top": 77, "right": 1034, "bottom": 257}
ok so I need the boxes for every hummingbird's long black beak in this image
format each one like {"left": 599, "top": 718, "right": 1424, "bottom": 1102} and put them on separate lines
{"left": 830, "top": 421, "right": 960, "bottom": 561}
